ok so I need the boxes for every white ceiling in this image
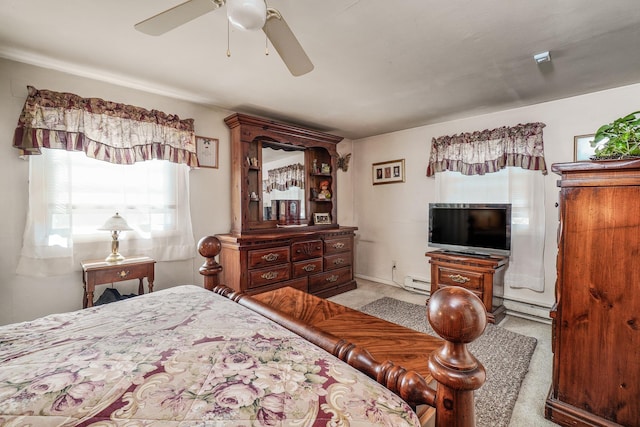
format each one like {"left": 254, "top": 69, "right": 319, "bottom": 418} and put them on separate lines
{"left": 1, "top": 0, "right": 640, "bottom": 139}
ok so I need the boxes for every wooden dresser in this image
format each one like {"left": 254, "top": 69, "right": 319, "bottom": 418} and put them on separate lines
{"left": 545, "top": 159, "right": 640, "bottom": 427}
{"left": 216, "top": 113, "right": 358, "bottom": 299}
{"left": 217, "top": 227, "right": 357, "bottom": 298}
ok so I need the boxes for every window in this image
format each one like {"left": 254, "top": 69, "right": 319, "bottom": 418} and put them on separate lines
{"left": 435, "top": 168, "right": 546, "bottom": 292}
{"left": 17, "top": 150, "right": 195, "bottom": 277}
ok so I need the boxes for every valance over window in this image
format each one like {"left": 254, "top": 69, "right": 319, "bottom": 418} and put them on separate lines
{"left": 13, "top": 86, "right": 198, "bottom": 166}
{"left": 264, "top": 163, "right": 305, "bottom": 192}
{"left": 426, "top": 122, "right": 547, "bottom": 176}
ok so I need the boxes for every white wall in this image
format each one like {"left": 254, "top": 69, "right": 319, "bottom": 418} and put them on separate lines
{"left": 351, "top": 82, "right": 640, "bottom": 310}
{"left": 0, "top": 58, "right": 233, "bottom": 325}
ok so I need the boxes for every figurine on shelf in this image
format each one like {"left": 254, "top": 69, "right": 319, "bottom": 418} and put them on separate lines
{"left": 312, "top": 159, "right": 319, "bottom": 173}
{"left": 318, "top": 180, "right": 331, "bottom": 199}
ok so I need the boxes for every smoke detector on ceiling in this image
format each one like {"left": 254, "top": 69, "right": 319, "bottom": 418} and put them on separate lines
{"left": 534, "top": 51, "right": 551, "bottom": 64}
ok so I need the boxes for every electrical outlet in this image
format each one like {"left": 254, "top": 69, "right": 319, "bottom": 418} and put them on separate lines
{"left": 392, "top": 260, "right": 397, "bottom": 269}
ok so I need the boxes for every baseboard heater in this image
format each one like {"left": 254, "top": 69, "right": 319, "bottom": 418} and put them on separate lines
{"left": 403, "top": 275, "right": 551, "bottom": 323}
{"left": 403, "top": 275, "right": 430, "bottom": 295}
{"left": 503, "top": 298, "right": 552, "bottom": 324}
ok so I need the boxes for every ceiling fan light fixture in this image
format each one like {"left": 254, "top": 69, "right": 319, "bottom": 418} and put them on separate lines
{"left": 226, "top": 0, "right": 267, "bottom": 30}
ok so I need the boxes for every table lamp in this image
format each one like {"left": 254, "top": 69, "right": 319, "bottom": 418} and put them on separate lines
{"left": 99, "top": 212, "right": 132, "bottom": 263}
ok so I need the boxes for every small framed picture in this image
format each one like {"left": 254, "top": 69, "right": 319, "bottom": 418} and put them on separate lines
{"left": 372, "top": 159, "right": 405, "bottom": 185}
{"left": 196, "top": 136, "right": 219, "bottom": 168}
{"left": 574, "top": 134, "right": 604, "bottom": 161}
{"left": 313, "top": 212, "right": 331, "bottom": 225}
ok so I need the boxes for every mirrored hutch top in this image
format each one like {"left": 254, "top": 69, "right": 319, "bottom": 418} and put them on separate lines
{"left": 224, "top": 113, "right": 344, "bottom": 235}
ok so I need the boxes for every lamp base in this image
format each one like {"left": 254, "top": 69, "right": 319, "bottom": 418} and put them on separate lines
{"left": 105, "top": 252, "right": 125, "bottom": 263}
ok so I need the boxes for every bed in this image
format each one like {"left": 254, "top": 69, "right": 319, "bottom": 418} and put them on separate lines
{"left": 0, "top": 236, "right": 487, "bottom": 426}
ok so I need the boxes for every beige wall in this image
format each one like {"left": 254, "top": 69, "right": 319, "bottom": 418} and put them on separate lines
{"left": 3, "top": 55, "right": 639, "bottom": 324}
{"left": 0, "top": 58, "right": 234, "bottom": 325}
{"left": 351, "top": 81, "right": 640, "bottom": 310}
{"left": 0, "top": 57, "right": 356, "bottom": 326}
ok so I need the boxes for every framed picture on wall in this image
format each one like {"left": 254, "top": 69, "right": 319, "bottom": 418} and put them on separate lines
{"left": 372, "top": 159, "right": 405, "bottom": 185}
{"left": 196, "top": 136, "right": 219, "bottom": 168}
{"left": 574, "top": 134, "right": 605, "bottom": 161}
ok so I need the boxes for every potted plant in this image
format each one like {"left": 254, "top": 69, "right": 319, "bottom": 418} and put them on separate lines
{"left": 591, "top": 110, "right": 640, "bottom": 159}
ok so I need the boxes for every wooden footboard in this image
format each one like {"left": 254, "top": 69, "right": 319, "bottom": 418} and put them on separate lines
{"left": 198, "top": 236, "right": 487, "bottom": 427}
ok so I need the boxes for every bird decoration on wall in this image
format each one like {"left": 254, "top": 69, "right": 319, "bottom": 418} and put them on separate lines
{"left": 337, "top": 153, "right": 352, "bottom": 172}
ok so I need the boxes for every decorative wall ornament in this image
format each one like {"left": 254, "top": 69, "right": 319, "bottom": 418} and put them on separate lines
{"left": 337, "top": 153, "right": 352, "bottom": 171}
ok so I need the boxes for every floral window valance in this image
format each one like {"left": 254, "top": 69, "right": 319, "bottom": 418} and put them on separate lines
{"left": 13, "top": 86, "right": 198, "bottom": 166}
{"left": 426, "top": 122, "right": 547, "bottom": 176}
{"left": 264, "top": 163, "right": 305, "bottom": 192}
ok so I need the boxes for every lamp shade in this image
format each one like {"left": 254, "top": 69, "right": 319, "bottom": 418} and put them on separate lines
{"left": 98, "top": 212, "right": 132, "bottom": 231}
{"left": 226, "top": 0, "right": 267, "bottom": 30}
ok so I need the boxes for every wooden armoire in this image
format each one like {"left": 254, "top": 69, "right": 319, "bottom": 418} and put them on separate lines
{"left": 546, "top": 159, "right": 640, "bottom": 427}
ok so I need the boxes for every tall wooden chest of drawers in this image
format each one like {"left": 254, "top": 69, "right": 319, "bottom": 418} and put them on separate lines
{"left": 215, "top": 227, "right": 357, "bottom": 298}
{"left": 545, "top": 160, "right": 640, "bottom": 427}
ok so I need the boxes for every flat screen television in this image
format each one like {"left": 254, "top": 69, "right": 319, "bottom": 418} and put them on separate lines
{"left": 428, "top": 203, "right": 512, "bottom": 256}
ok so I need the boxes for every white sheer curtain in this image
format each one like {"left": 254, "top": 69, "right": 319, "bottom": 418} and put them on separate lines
{"left": 435, "top": 168, "right": 546, "bottom": 291}
{"left": 16, "top": 150, "right": 195, "bottom": 277}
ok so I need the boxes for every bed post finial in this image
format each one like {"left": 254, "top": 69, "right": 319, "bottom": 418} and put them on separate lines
{"left": 427, "top": 286, "right": 487, "bottom": 427}
{"left": 197, "top": 236, "right": 223, "bottom": 291}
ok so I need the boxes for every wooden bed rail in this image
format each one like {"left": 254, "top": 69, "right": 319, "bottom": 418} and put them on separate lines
{"left": 198, "top": 236, "right": 487, "bottom": 427}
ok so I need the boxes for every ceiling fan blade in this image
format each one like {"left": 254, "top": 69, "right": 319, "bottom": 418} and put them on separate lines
{"left": 263, "top": 8, "right": 314, "bottom": 76}
{"left": 135, "top": 0, "right": 223, "bottom": 36}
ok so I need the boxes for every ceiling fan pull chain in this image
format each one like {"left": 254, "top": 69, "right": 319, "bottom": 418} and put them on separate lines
{"left": 265, "top": 34, "right": 269, "bottom": 56}
{"left": 226, "top": 18, "right": 231, "bottom": 57}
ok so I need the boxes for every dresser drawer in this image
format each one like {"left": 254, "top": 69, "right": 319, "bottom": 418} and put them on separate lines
{"left": 292, "top": 258, "right": 323, "bottom": 277}
{"left": 91, "top": 263, "right": 152, "bottom": 284}
{"left": 309, "top": 267, "right": 352, "bottom": 293}
{"left": 324, "top": 237, "right": 352, "bottom": 254}
{"left": 248, "top": 246, "right": 290, "bottom": 269}
{"left": 324, "top": 253, "right": 351, "bottom": 271}
{"left": 436, "top": 267, "right": 483, "bottom": 291}
{"left": 291, "top": 240, "right": 323, "bottom": 261}
{"left": 248, "top": 264, "right": 291, "bottom": 288}
{"left": 246, "top": 277, "right": 308, "bottom": 295}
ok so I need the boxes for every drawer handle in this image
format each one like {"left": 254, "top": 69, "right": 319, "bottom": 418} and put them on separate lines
{"left": 118, "top": 270, "right": 130, "bottom": 279}
{"left": 332, "top": 242, "right": 345, "bottom": 249}
{"left": 261, "top": 253, "right": 280, "bottom": 262}
{"left": 260, "top": 271, "right": 279, "bottom": 280}
{"left": 302, "top": 264, "right": 316, "bottom": 272}
{"left": 326, "top": 275, "right": 339, "bottom": 283}
{"left": 448, "top": 274, "right": 470, "bottom": 284}
{"left": 333, "top": 258, "right": 345, "bottom": 265}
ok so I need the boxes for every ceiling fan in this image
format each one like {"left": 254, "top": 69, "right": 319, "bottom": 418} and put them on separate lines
{"left": 135, "top": 0, "right": 313, "bottom": 76}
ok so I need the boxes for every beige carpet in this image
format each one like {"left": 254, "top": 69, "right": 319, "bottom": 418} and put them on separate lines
{"left": 359, "top": 297, "right": 537, "bottom": 427}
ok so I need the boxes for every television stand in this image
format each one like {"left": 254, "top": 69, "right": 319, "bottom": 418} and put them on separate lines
{"left": 425, "top": 250, "right": 507, "bottom": 324}
{"left": 443, "top": 250, "right": 494, "bottom": 259}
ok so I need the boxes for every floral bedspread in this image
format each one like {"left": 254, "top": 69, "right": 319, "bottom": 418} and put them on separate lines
{"left": 0, "top": 285, "right": 420, "bottom": 426}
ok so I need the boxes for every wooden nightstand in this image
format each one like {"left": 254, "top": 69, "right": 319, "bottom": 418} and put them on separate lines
{"left": 81, "top": 256, "right": 155, "bottom": 308}
{"left": 426, "top": 250, "right": 507, "bottom": 324}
